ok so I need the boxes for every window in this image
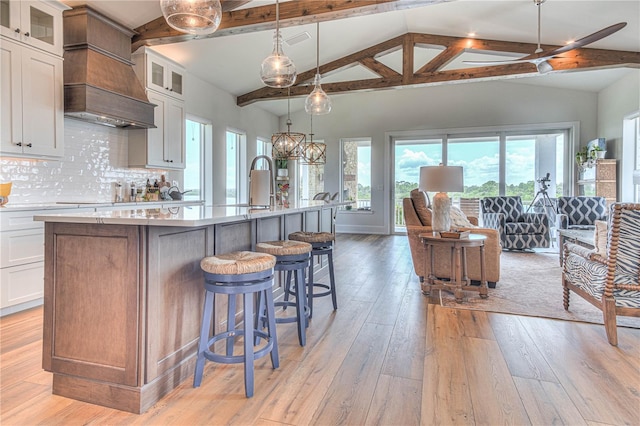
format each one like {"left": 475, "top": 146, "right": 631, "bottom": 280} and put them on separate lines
{"left": 341, "top": 138, "right": 372, "bottom": 210}
{"left": 226, "top": 130, "right": 245, "bottom": 204}
{"left": 184, "top": 118, "right": 207, "bottom": 200}
{"left": 299, "top": 141, "right": 325, "bottom": 201}
{"left": 256, "top": 138, "right": 271, "bottom": 162}
{"left": 391, "top": 125, "right": 571, "bottom": 232}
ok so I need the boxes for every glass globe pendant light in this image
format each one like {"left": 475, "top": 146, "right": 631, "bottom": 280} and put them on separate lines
{"left": 260, "top": 0, "right": 297, "bottom": 88}
{"left": 305, "top": 22, "right": 331, "bottom": 115}
{"left": 160, "top": 0, "right": 222, "bottom": 36}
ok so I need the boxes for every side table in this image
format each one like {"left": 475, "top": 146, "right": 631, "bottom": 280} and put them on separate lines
{"left": 419, "top": 233, "right": 488, "bottom": 302}
{"left": 557, "top": 228, "right": 595, "bottom": 266}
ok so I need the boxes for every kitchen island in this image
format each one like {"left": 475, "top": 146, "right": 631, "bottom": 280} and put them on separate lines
{"left": 34, "top": 201, "right": 336, "bottom": 413}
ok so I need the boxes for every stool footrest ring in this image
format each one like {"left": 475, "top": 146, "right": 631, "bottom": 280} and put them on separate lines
{"left": 203, "top": 329, "right": 274, "bottom": 364}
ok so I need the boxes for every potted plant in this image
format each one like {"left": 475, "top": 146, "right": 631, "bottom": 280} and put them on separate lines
{"left": 590, "top": 145, "right": 606, "bottom": 159}
{"left": 575, "top": 147, "right": 588, "bottom": 167}
{"left": 275, "top": 158, "right": 288, "bottom": 177}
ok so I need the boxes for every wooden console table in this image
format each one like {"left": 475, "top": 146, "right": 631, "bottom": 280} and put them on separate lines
{"left": 419, "top": 233, "right": 488, "bottom": 302}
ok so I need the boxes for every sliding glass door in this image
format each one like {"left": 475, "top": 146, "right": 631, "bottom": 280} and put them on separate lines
{"left": 392, "top": 127, "right": 569, "bottom": 233}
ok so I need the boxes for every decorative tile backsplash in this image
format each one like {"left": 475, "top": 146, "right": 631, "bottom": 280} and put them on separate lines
{"left": 0, "top": 119, "right": 167, "bottom": 204}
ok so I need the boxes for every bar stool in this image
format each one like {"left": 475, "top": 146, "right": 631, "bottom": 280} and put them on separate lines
{"left": 193, "top": 251, "right": 278, "bottom": 398}
{"left": 288, "top": 231, "right": 337, "bottom": 318}
{"left": 255, "top": 240, "right": 312, "bottom": 346}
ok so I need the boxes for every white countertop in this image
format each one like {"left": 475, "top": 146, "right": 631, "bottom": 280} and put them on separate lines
{"left": 33, "top": 201, "right": 336, "bottom": 227}
{"left": 0, "top": 200, "right": 203, "bottom": 212}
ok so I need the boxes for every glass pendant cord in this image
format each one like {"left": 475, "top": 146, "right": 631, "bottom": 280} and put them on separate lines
{"left": 305, "top": 22, "right": 332, "bottom": 115}
{"left": 272, "top": 88, "right": 305, "bottom": 159}
{"left": 260, "top": 0, "right": 297, "bottom": 88}
{"left": 302, "top": 114, "right": 326, "bottom": 165}
{"left": 160, "top": 0, "right": 222, "bottom": 36}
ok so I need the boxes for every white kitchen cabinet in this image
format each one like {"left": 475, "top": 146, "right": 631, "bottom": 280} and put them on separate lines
{"left": 0, "top": 36, "right": 64, "bottom": 157}
{"left": 0, "top": 207, "right": 89, "bottom": 316}
{"left": 0, "top": 0, "right": 68, "bottom": 56}
{"left": 128, "top": 90, "right": 185, "bottom": 169}
{"left": 133, "top": 47, "right": 185, "bottom": 100}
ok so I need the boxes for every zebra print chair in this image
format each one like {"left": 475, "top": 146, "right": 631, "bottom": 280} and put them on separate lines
{"left": 562, "top": 203, "right": 640, "bottom": 346}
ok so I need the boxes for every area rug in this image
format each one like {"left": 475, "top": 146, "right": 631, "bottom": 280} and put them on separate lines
{"left": 434, "top": 249, "right": 640, "bottom": 329}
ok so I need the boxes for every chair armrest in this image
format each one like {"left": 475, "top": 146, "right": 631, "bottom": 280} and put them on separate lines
{"left": 556, "top": 213, "right": 569, "bottom": 230}
{"left": 564, "top": 242, "right": 595, "bottom": 260}
{"left": 482, "top": 212, "right": 505, "bottom": 231}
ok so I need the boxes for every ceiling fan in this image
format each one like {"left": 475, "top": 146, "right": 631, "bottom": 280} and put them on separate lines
{"left": 463, "top": 0, "right": 627, "bottom": 74}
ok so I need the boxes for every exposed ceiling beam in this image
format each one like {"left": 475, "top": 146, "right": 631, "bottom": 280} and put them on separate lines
{"left": 132, "top": 0, "right": 445, "bottom": 51}
{"left": 236, "top": 32, "right": 640, "bottom": 106}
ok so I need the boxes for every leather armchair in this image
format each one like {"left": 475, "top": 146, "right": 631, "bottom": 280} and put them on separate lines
{"left": 481, "top": 196, "right": 550, "bottom": 250}
{"left": 403, "top": 197, "right": 501, "bottom": 290}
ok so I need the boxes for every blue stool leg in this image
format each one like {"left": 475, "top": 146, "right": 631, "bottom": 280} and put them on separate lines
{"left": 283, "top": 270, "right": 293, "bottom": 307}
{"left": 227, "top": 295, "right": 237, "bottom": 357}
{"left": 307, "top": 257, "right": 314, "bottom": 318}
{"left": 194, "top": 290, "right": 214, "bottom": 387}
{"left": 254, "top": 290, "right": 265, "bottom": 346}
{"left": 243, "top": 291, "right": 254, "bottom": 398}
{"left": 264, "top": 287, "right": 279, "bottom": 369}
{"left": 328, "top": 249, "right": 337, "bottom": 310}
{"left": 294, "top": 267, "right": 306, "bottom": 346}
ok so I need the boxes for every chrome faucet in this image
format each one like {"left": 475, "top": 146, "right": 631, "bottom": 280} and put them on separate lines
{"left": 249, "top": 155, "right": 274, "bottom": 207}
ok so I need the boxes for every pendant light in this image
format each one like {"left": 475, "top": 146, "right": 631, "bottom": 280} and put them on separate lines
{"left": 260, "top": 0, "right": 297, "bottom": 88}
{"left": 272, "top": 89, "right": 305, "bottom": 159}
{"left": 305, "top": 22, "right": 332, "bottom": 115}
{"left": 160, "top": 0, "right": 222, "bottom": 36}
{"left": 301, "top": 115, "right": 326, "bottom": 165}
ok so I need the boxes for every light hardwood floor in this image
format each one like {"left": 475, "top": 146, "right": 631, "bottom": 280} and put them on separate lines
{"left": 1, "top": 234, "right": 639, "bottom": 425}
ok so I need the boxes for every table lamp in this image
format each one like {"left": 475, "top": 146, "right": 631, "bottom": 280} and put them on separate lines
{"left": 419, "top": 165, "right": 464, "bottom": 232}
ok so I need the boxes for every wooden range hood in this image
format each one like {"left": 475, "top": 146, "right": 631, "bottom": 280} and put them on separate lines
{"left": 63, "top": 6, "right": 155, "bottom": 129}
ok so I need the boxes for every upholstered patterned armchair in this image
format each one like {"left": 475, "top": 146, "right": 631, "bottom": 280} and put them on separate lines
{"left": 556, "top": 196, "right": 607, "bottom": 230}
{"left": 563, "top": 203, "right": 640, "bottom": 345}
{"left": 481, "top": 196, "right": 550, "bottom": 250}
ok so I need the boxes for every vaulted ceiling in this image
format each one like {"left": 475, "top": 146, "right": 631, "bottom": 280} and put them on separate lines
{"left": 63, "top": 1, "right": 640, "bottom": 116}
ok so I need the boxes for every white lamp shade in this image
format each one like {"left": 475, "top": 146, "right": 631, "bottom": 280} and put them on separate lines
{"left": 419, "top": 166, "right": 464, "bottom": 193}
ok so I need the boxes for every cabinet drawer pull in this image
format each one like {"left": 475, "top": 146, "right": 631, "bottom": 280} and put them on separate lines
{"left": 15, "top": 28, "right": 20, "bottom": 34}
{"left": 26, "top": 143, "right": 32, "bottom": 147}
{"left": 24, "top": 32, "right": 30, "bottom": 37}
{"left": 16, "top": 142, "right": 22, "bottom": 146}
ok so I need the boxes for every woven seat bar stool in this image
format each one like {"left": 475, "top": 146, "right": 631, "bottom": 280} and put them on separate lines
{"left": 288, "top": 231, "right": 337, "bottom": 318}
{"left": 193, "top": 251, "right": 278, "bottom": 398}
{"left": 255, "top": 240, "right": 312, "bottom": 346}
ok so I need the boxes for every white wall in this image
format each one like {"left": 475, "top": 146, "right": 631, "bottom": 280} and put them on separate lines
{"left": 184, "top": 74, "right": 278, "bottom": 205}
{"left": 597, "top": 70, "right": 640, "bottom": 201}
{"left": 288, "top": 80, "right": 600, "bottom": 234}
{"left": 0, "top": 72, "right": 279, "bottom": 205}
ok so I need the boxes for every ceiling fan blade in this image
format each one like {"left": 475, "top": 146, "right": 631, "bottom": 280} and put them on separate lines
{"left": 221, "top": 0, "right": 252, "bottom": 12}
{"left": 463, "top": 22, "right": 627, "bottom": 67}
{"left": 463, "top": 58, "right": 533, "bottom": 66}
{"left": 538, "top": 22, "right": 627, "bottom": 57}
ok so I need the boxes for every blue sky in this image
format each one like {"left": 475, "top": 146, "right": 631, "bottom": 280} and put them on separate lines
{"left": 395, "top": 140, "right": 538, "bottom": 187}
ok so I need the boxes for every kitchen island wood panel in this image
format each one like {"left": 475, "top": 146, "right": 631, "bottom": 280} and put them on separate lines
{"left": 38, "top": 203, "right": 336, "bottom": 413}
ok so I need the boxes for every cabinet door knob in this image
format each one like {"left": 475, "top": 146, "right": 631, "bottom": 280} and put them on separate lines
{"left": 24, "top": 31, "right": 30, "bottom": 37}
{"left": 26, "top": 143, "right": 32, "bottom": 147}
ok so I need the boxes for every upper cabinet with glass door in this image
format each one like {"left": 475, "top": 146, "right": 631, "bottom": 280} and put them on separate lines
{"left": 0, "top": 0, "right": 69, "bottom": 56}
{"left": 133, "top": 47, "right": 185, "bottom": 100}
